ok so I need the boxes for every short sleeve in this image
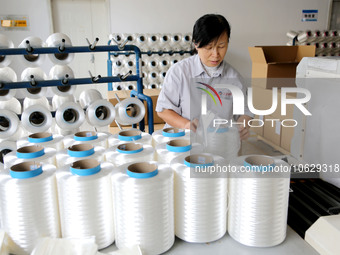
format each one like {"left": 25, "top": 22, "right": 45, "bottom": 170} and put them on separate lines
{"left": 155, "top": 66, "right": 182, "bottom": 115}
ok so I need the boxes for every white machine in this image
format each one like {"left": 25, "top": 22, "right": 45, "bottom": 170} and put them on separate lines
{"left": 292, "top": 57, "right": 340, "bottom": 188}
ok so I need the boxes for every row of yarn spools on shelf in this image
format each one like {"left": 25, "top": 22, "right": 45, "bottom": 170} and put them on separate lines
{"left": 0, "top": 125, "right": 291, "bottom": 255}
{"left": 109, "top": 33, "right": 193, "bottom": 91}
{"left": 0, "top": 33, "right": 75, "bottom": 67}
{"left": 0, "top": 88, "right": 146, "bottom": 141}
{"left": 286, "top": 30, "right": 340, "bottom": 56}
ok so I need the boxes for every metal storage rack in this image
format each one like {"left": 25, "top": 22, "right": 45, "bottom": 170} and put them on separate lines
{"left": 0, "top": 39, "right": 154, "bottom": 133}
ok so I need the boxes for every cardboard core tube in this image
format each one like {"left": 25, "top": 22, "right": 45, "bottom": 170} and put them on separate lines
{"left": 17, "top": 145, "right": 44, "bottom": 154}
{"left": 118, "top": 143, "right": 142, "bottom": 151}
{"left": 163, "top": 127, "right": 182, "bottom": 134}
{"left": 68, "top": 143, "right": 93, "bottom": 152}
{"left": 167, "top": 139, "right": 190, "bottom": 147}
{"left": 29, "top": 132, "right": 52, "bottom": 139}
{"left": 185, "top": 154, "right": 214, "bottom": 165}
{"left": 11, "top": 161, "right": 41, "bottom": 172}
{"left": 71, "top": 158, "right": 100, "bottom": 169}
{"left": 244, "top": 155, "right": 275, "bottom": 166}
{"left": 119, "top": 130, "right": 141, "bottom": 137}
{"left": 127, "top": 162, "right": 157, "bottom": 174}
{"left": 75, "top": 131, "right": 96, "bottom": 138}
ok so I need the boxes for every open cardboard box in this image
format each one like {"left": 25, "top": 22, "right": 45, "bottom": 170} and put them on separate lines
{"left": 248, "top": 45, "right": 315, "bottom": 89}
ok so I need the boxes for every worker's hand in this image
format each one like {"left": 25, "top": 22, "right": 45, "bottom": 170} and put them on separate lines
{"left": 184, "top": 118, "right": 199, "bottom": 132}
{"left": 236, "top": 115, "right": 252, "bottom": 140}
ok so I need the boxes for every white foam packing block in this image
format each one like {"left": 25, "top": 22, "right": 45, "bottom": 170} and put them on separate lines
{"left": 305, "top": 215, "right": 340, "bottom": 255}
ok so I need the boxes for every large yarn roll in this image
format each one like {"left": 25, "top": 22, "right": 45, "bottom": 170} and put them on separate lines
{"left": 0, "top": 67, "right": 17, "bottom": 101}
{"left": 112, "top": 161, "right": 174, "bottom": 255}
{"left": 0, "top": 162, "right": 60, "bottom": 255}
{"left": 4, "top": 145, "right": 56, "bottom": 169}
{"left": 18, "top": 36, "right": 46, "bottom": 67}
{"left": 0, "top": 34, "right": 14, "bottom": 67}
{"left": 171, "top": 153, "right": 227, "bottom": 243}
{"left": 56, "top": 159, "right": 115, "bottom": 249}
{"left": 49, "top": 65, "right": 76, "bottom": 96}
{"left": 46, "top": 33, "right": 75, "bottom": 65}
{"left": 228, "top": 155, "right": 290, "bottom": 247}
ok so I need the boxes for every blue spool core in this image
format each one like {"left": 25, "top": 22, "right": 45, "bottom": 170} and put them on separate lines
{"left": 166, "top": 139, "right": 191, "bottom": 153}
{"left": 118, "top": 129, "right": 142, "bottom": 141}
{"left": 74, "top": 131, "right": 98, "bottom": 141}
{"left": 117, "top": 143, "right": 143, "bottom": 154}
{"left": 68, "top": 144, "right": 95, "bottom": 157}
{"left": 70, "top": 159, "right": 101, "bottom": 176}
{"left": 162, "top": 127, "right": 185, "bottom": 138}
{"left": 184, "top": 154, "right": 214, "bottom": 168}
{"left": 28, "top": 132, "right": 53, "bottom": 143}
{"left": 10, "top": 162, "right": 43, "bottom": 179}
{"left": 16, "top": 145, "right": 45, "bottom": 159}
{"left": 126, "top": 162, "right": 158, "bottom": 179}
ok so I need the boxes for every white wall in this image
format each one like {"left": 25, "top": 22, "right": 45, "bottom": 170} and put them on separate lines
{"left": 0, "top": 0, "right": 53, "bottom": 75}
{"left": 108, "top": 0, "right": 331, "bottom": 78}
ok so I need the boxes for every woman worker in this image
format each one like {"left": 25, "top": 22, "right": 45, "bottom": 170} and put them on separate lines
{"left": 156, "top": 14, "right": 253, "bottom": 140}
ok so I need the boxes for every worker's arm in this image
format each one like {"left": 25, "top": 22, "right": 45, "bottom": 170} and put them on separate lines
{"left": 237, "top": 115, "right": 252, "bottom": 140}
{"left": 157, "top": 109, "right": 197, "bottom": 130}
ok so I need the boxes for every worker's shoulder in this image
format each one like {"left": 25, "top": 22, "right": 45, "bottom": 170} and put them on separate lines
{"left": 222, "top": 61, "right": 242, "bottom": 78}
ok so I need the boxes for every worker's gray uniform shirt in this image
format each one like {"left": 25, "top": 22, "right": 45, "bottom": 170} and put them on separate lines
{"left": 156, "top": 54, "right": 253, "bottom": 128}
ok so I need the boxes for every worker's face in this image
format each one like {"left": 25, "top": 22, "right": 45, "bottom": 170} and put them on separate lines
{"left": 195, "top": 32, "right": 229, "bottom": 67}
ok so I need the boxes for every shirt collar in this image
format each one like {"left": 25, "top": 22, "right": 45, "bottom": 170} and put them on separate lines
{"left": 192, "top": 54, "right": 224, "bottom": 77}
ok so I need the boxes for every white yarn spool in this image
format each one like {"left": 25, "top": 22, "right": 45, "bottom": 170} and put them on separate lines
{"left": 155, "top": 139, "right": 202, "bottom": 163}
{"left": 0, "top": 67, "right": 17, "bottom": 101}
{"left": 228, "top": 155, "right": 290, "bottom": 247}
{"left": 147, "top": 33, "right": 160, "bottom": 46}
{"left": 17, "top": 132, "right": 64, "bottom": 151}
{"left": 18, "top": 36, "right": 46, "bottom": 67}
{"left": 286, "top": 31, "right": 298, "bottom": 40}
{"left": 56, "top": 144, "right": 105, "bottom": 168}
{"left": 55, "top": 102, "right": 85, "bottom": 131}
{"left": 31, "top": 237, "right": 99, "bottom": 255}
{"left": 0, "top": 140, "right": 16, "bottom": 166}
{"left": 21, "top": 104, "right": 53, "bottom": 133}
{"left": 105, "top": 143, "right": 154, "bottom": 166}
{"left": 0, "top": 34, "right": 14, "bottom": 67}
{"left": 112, "top": 161, "right": 174, "bottom": 255}
{"left": 205, "top": 126, "right": 240, "bottom": 163}
{"left": 115, "top": 97, "right": 145, "bottom": 125}
{"left": 181, "top": 33, "right": 192, "bottom": 50}
{"left": 0, "top": 162, "right": 60, "bottom": 255}
{"left": 4, "top": 145, "right": 56, "bottom": 169}
{"left": 147, "top": 71, "right": 159, "bottom": 84}
{"left": 124, "top": 83, "right": 137, "bottom": 91}
{"left": 57, "top": 159, "right": 115, "bottom": 249}
{"left": 0, "top": 109, "right": 20, "bottom": 139}
{"left": 49, "top": 65, "right": 76, "bottom": 96}
{"left": 79, "top": 89, "right": 116, "bottom": 127}
{"left": 171, "top": 153, "right": 227, "bottom": 243}
{"left": 63, "top": 131, "right": 109, "bottom": 149}
{"left": 24, "top": 96, "right": 50, "bottom": 111}
{"left": 147, "top": 83, "right": 159, "bottom": 89}
{"left": 123, "top": 33, "right": 137, "bottom": 44}
{"left": 0, "top": 97, "right": 22, "bottom": 114}
{"left": 46, "top": 33, "right": 75, "bottom": 65}
{"left": 113, "top": 83, "right": 124, "bottom": 91}
{"left": 169, "top": 34, "right": 182, "bottom": 46}
{"left": 113, "top": 59, "right": 125, "bottom": 69}
{"left": 110, "top": 33, "right": 124, "bottom": 44}
{"left": 152, "top": 128, "right": 190, "bottom": 147}
{"left": 20, "top": 67, "right": 47, "bottom": 99}
{"left": 157, "top": 57, "right": 170, "bottom": 71}
{"left": 108, "top": 128, "right": 152, "bottom": 147}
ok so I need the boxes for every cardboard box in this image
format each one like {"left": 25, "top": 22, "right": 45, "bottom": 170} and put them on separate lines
{"left": 250, "top": 115, "right": 264, "bottom": 136}
{"left": 281, "top": 121, "right": 296, "bottom": 152}
{"left": 248, "top": 45, "right": 315, "bottom": 89}
{"left": 263, "top": 115, "right": 281, "bottom": 147}
{"left": 142, "top": 89, "right": 165, "bottom": 125}
{"left": 251, "top": 86, "right": 296, "bottom": 120}
{"left": 108, "top": 89, "right": 164, "bottom": 127}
